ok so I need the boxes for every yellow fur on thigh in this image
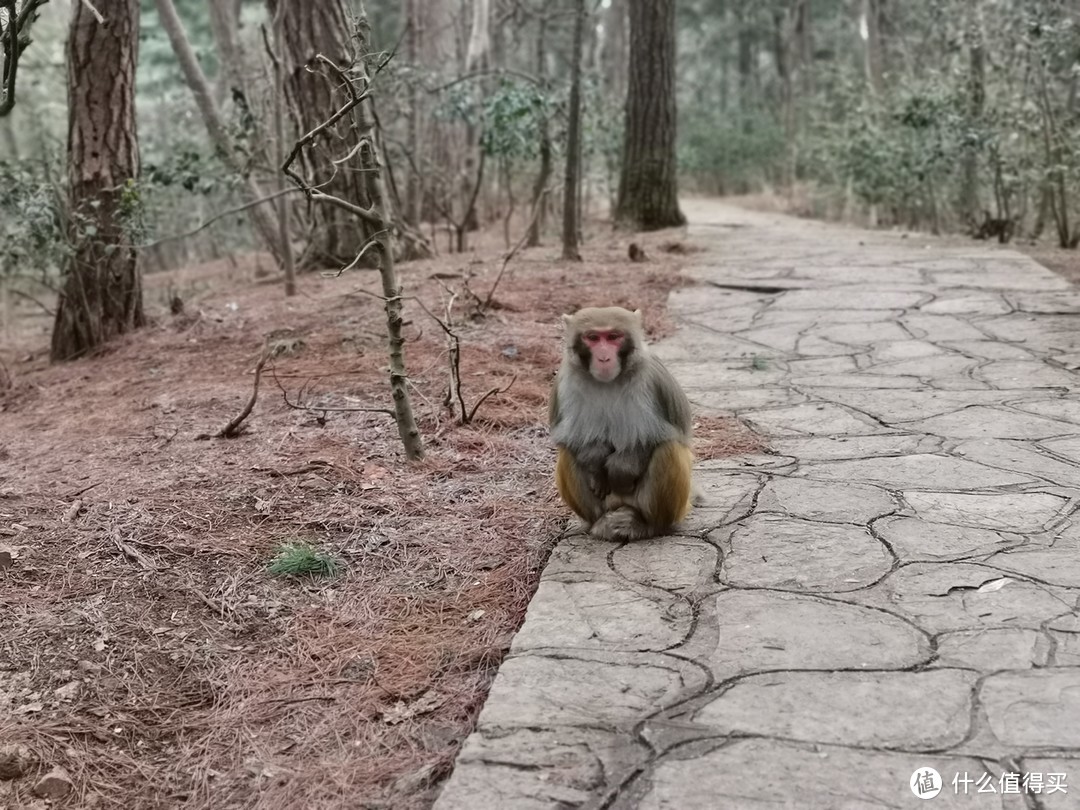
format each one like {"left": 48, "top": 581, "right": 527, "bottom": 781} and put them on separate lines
{"left": 555, "top": 447, "right": 591, "bottom": 521}
{"left": 643, "top": 442, "right": 693, "bottom": 527}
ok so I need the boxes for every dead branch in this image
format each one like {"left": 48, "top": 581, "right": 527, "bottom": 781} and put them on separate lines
{"left": 283, "top": 42, "right": 425, "bottom": 460}
{"left": 204, "top": 348, "right": 272, "bottom": 439}
{"left": 61, "top": 499, "right": 83, "bottom": 523}
{"left": 1, "top": 0, "right": 51, "bottom": 117}
{"left": 134, "top": 188, "right": 302, "bottom": 250}
{"left": 428, "top": 67, "right": 542, "bottom": 94}
{"left": 481, "top": 184, "right": 554, "bottom": 311}
{"left": 111, "top": 528, "right": 160, "bottom": 571}
{"left": 408, "top": 294, "right": 513, "bottom": 425}
{"left": 271, "top": 365, "right": 395, "bottom": 418}
{"left": 10, "top": 288, "right": 54, "bottom": 316}
{"left": 78, "top": 0, "right": 103, "bottom": 23}
{"left": 280, "top": 56, "right": 381, "bottom": 227}
{"left": 466, "top": 375, "right": 518, "bottom": 424}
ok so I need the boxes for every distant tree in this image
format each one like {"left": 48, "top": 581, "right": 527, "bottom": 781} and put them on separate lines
{"left": 51, "top": 0, "right": 144, "bottom": 361}
{"left": 266, "top": 0, "right": 379, "bottom": 269}
{"left": 0, "top": 0, "right": 51, "bottom": 117}
{"left": 614, "top": 0, "right": 684, "bottom": 230}
{"left": 561, "top": 0, "right": 585, "bottom": 259}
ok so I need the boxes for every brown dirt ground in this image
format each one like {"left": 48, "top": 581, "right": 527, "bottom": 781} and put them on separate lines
{"left": 0, "top": 220, "right": 762, "bottom": 810}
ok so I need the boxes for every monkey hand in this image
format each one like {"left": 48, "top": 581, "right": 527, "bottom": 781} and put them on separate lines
{"left": 571, "top": 443, "right": 614, "bottom": 497}
{"left": 605, "top": 448, "right": 647, "bottom": 495}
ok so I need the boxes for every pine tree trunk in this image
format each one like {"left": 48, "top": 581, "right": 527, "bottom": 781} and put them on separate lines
{"left": 960, "top": 34, "right": 985, "bottom": 225}
{"left": 404, "top": 0, "right": 423, "bottom": 226}
{"left": 862, "top": 0, "right": 884, "bottom": 95}
{"left": 51, "top": 0, "right": 144, "bottom": 362}
{"left": 614, "top": 0, "right": 685, "bottom": 231}
{"left": 267, "top": 0, "right": 377, "bottom": 270}
{"left": 562, "top": 0, "right": 585, "bottom": 260}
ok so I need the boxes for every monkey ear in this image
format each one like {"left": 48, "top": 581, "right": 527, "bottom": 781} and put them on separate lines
{"left": 633, "top": 309, "right": 643, "bottom": 323}
{"left": 561, "top": 314, "right": 573, "bottom": 329}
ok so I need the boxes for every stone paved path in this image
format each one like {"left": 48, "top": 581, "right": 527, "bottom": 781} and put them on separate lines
{"left": 434, "top": 201, "right": 1080, "bottom": 809}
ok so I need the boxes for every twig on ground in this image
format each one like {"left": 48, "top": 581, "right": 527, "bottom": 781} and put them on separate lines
{"left": 62, "top": 499, "right": 83, "bottom": 523}
{"left": 111, "top": 529, "right": 160, "bottom": 571}
{"left": 204, "top": 348, "right": 272, "bottom": 439}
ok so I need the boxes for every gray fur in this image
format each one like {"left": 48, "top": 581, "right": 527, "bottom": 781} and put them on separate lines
{"left": 550, "top": 363, "right": 684, "bottom": 453}
{"left": 550, "top": 307, "right": 693, "bottom": 505}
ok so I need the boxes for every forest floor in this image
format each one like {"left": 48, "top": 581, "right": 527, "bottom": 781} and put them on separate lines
{"left": 0, "top": 217, "right": 761, "bottom": 809}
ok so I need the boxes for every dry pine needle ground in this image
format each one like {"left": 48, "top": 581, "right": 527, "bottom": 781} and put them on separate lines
{"left": 0, "top": 222, "right": 761, "bottom": 809}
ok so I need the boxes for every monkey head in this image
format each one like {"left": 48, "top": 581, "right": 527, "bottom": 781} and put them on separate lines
{"left": 561, "top": 306, "right": 645, "bottom": 383}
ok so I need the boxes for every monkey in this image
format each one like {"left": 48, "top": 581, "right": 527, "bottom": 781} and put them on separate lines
{"left": 548, "top": 306, "right": 694, "bottom": 541}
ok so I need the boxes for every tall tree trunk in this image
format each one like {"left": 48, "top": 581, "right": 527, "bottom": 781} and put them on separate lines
{"left": 614, "top": 0, "right": 685, "bottom": 231}
{"left": 270, "top": 5, "right": 296, "bottom": 296}
{"left": 960, "top": 24, "right": 985, "bottom": 226}
{"left": 773, "top": 6, "right": 794, "bottom": 188}
{"left": 155, "top": 0, "right": 284, "bottom": 265}
{"left": 266, "top": 0, "right": 379, "bottom": 270}
{"left": 861, "top": 0, "right": 884, "bottom": 95}
{"left": 527, "top": 12, "right": 551, "bottom": 247}
{"left": 737, "top": 6, "right": 755, "bottom": 125}
{"left": 51, "top": 0, "right": 144, "bottom": 362}
{"left": 562, "top": 0, "right": 585, "bottom": 260}
{"left": 603, "top": 0, "right": 628, "bottom": 104}
{"left": 403, "top": 0, "right": 423, "bottom": 226}
{"left": 206, "top": 0, "right": 244, "bottom": 105}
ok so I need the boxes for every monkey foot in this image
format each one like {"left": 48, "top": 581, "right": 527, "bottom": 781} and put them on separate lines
{"left": 589, "top": 507, "right": 658, "bottom": 542}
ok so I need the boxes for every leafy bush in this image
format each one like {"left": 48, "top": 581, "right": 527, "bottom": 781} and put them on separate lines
{"left": 679, "top": 110, "right": 787, "bottom": 194}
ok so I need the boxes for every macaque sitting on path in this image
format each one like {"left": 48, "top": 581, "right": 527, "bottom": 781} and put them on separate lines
{"left": 549, "top": 306, "right": 694, "bottom": 541}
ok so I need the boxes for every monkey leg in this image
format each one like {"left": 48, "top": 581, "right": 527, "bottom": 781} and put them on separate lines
{"left": 591, "top": 442, "right": 693, "bottom": 541}
{"left": 555, "top": 447, "right": 606, "bottom": 527}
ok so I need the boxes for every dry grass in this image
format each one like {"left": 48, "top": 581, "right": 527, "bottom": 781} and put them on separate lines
{"left": 0, "top": 219, "right": 762, "bottom": 809}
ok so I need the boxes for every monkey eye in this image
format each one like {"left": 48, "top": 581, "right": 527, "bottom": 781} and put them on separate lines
{"left": 608, "top": 331, "right": 624, "bottom": 342}
{"left": 583, "top": 331, "right": 602, "bottom": 343}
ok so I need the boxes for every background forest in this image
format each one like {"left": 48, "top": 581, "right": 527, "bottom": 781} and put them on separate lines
{"left": 4, "top": 0, "right": 1078, "bottom": 324}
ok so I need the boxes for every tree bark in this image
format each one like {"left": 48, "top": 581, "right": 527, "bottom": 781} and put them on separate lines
{"left": 352, "top": 7, "right": 424, "bottom": 459}
{"left": 614, "top": 0, "right": 685, "bottom": 231}
{"left": 51, "top": 0, "right": 144, "bottom": 362}
{"left": 154, "top": 0, "right": 284, "bottom": 265}
{"left": 861, "top": 0, "right": 884, "bottom": 95}
{"left": 266, "top": 0, "right": 379, "bottom": 270}
{"left": 206, "top": 0, "right": 244, "bottom": 105}
{"left": 403, "top": 0, "right": 423, "bottom": 226}
{"left": 270, "top": 7, "right": 296, "bottom": 296}
{"left": 561, "top": 0, "right": 585, "bottom": 260}
{"left": 527, "top": 11, "right": 551, "bottom": 247}
{"left": 960, "top": 23, "right": 985, "bottom": 225}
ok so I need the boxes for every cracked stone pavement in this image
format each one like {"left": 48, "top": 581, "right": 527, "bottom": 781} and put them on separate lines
{"left": 433, "top": 201, "right": 1080, "bottom": 809}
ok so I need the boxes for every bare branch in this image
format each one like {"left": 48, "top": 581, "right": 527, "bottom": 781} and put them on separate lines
{"left": 466, "top": 375, "right": 517, "bottom": 424}
{"left": 1, "top": 0, "right": 51, "bottom": 117}
{"left": 427, "top": 67, "right": 541, "bottom": 94}
{"left": 78, "top": 0, "right": 103, "bottom": 23}
{"left": 205, "top": 348, "right": 272, "bottom": 439}
{"left": 135, "top": 188, "right": 303, "bottom": 250}
{"left": 481, "top": 184, "right": 556, "bottom": 311}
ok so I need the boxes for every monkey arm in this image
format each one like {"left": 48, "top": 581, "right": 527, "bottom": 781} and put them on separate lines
{"left": 605, "top": 446, "right": 649, "bottom": 495}
{"left": 574, "top": 442, "right": 615, "bottom": 497}
{"left": 652, "top": 362, "right": 693, "bottom": 441}
{"left": 548, "top": 371, "right": 563, "bottom": 428}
